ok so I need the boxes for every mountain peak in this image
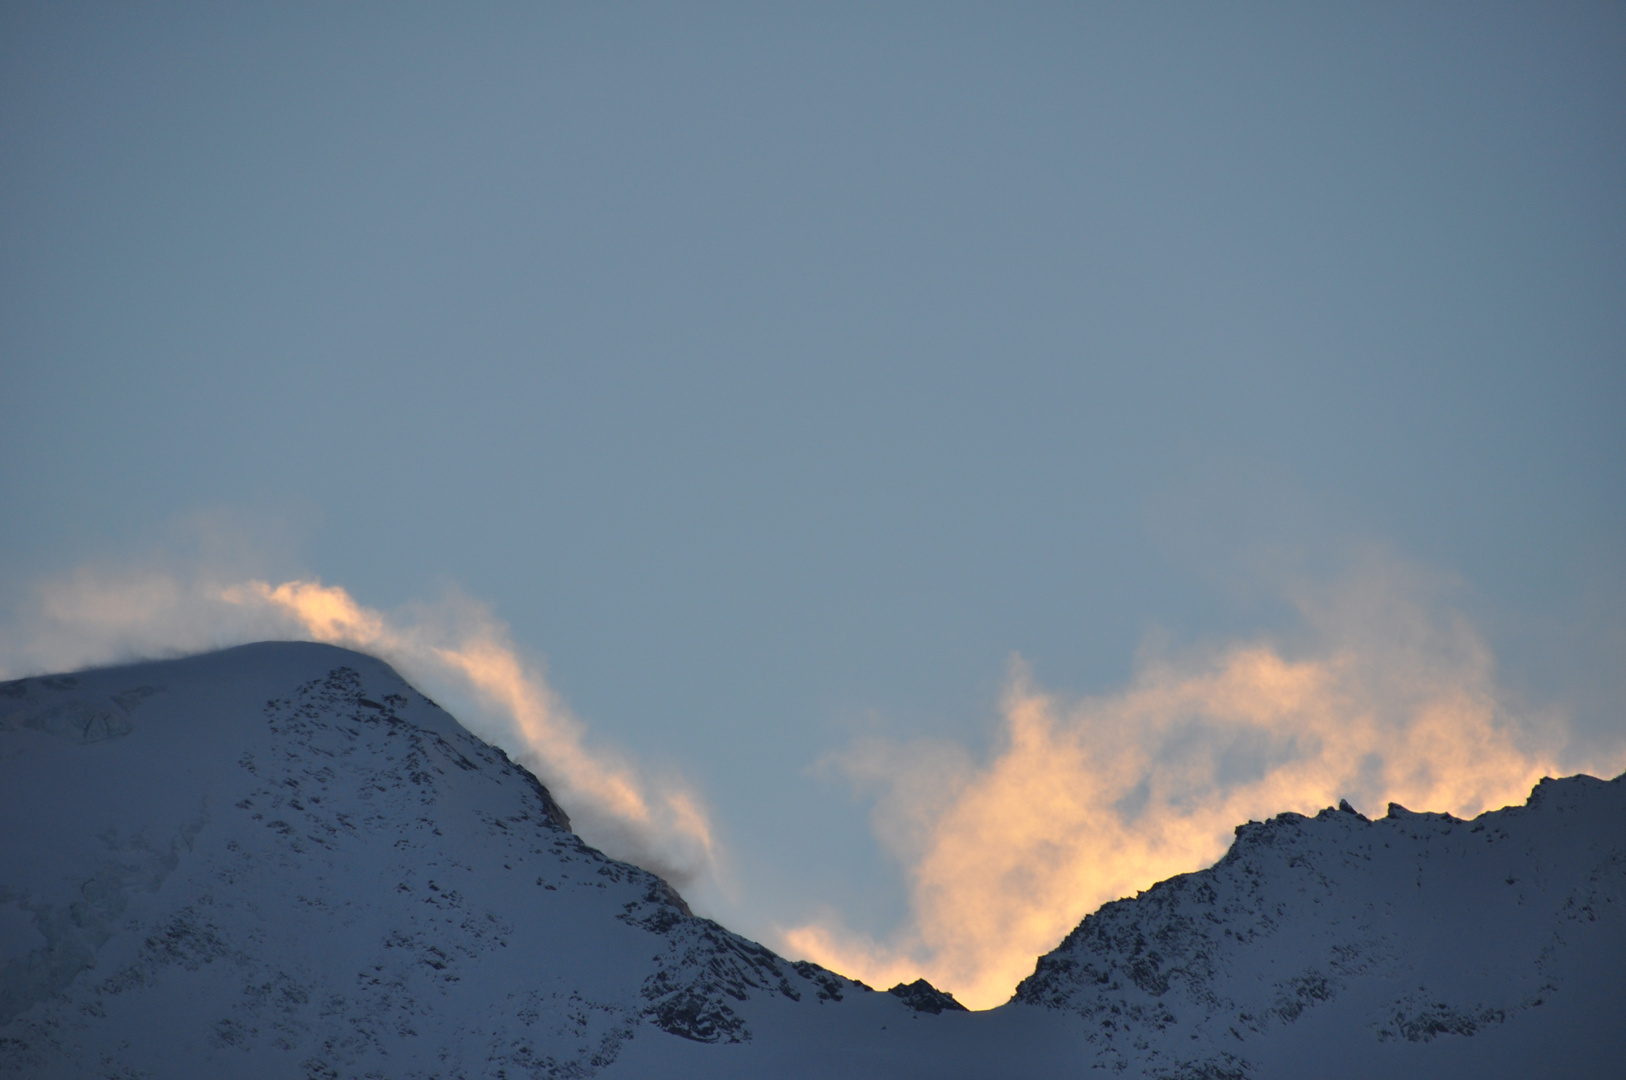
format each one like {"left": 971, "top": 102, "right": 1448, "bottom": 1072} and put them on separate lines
{"left": 1015, "top": 769, "right": 1625, "bottom": 1077}
{"left": 0, "top": 645, "right": 888, "bottom": 1076}
{"left": 3, "top": 644, "right": 1622, "bottom": 1078}
{"left": 887, "top": 978, "right": 968, "bottom": 1014}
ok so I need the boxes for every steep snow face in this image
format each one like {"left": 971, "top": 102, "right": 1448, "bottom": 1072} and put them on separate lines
{"left": 0, "top": 643, "right": 902, "bottom": 1079}
{"left": 1013, "top": 776, "right": 1626, "bottom": 1079}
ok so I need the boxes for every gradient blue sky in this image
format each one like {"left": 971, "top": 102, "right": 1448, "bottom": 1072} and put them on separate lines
{"left": 3, "top": 3, "right": 1623, "bottom": 971}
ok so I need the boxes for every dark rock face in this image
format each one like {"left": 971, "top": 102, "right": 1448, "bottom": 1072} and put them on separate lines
{"left": 887, "top": 978, "right": 968, "bottom": 1014}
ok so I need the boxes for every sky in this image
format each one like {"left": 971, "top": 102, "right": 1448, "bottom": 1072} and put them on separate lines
{"left": 2, "top": 2, "right": 1623, "bottom": 1008}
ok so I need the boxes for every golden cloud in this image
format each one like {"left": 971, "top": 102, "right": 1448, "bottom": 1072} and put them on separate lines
{"left": 0, "top": 566, "right": 717, "bottom": 890}
{"left": 784, "top": 563, "right": 1608, "bottom": 1009}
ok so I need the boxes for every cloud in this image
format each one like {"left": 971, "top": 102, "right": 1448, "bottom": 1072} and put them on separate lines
{"left": 10, "top": 545, "right": 1617, "bottom": 1009}
{"left": 0, "top": 565, "right": 717, "bottom": 891}
{"left": 783, "top": 558, "right": 1621, "bottom": 1010}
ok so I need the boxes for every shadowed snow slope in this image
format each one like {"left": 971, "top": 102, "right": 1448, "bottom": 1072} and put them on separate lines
{"left": 1, "top": 642, "right": 1621, "bottom": 1079}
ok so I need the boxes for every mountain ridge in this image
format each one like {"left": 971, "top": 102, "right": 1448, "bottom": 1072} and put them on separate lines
{"left": 2, "top": 642, "right": 1621, "bottom": 1078}
{"left": 0, "top": 643, "right": 895, "bottom": 1078}
{"left": 1013, "top": 769, "right": 1625, "bottom": 1077}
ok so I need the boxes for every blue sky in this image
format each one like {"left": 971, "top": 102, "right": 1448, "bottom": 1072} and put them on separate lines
{"left": 3, "top": 3, "right": 1622, "bottom": 1001}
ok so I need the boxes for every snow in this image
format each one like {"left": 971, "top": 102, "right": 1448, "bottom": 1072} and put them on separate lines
{"left": 2, "top": 642, "right": 1621, "bottom": 1078}
{"left": 1012, "top": 780, "right": 1626, "bottom": 1078}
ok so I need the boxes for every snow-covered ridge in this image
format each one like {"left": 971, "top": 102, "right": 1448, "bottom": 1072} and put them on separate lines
{"left": 1013, "top": 771, "right": 1626, "bottom": 1078}
{"left": 2, "top": 642, "right": 1621, "bottom": 1079}
{"left": 0, "top": 643, "right": 906, "bottom": 1078}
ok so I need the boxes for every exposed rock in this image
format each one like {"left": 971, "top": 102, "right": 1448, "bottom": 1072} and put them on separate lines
{"left": 887, "top": 978, "right": 968, "bottom": 1014}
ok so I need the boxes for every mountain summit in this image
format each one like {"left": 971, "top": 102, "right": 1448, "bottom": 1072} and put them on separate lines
{"left": 2, "top": 643, "right": 1621, "bottom": 1078}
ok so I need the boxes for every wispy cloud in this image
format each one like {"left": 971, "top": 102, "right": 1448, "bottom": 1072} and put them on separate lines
{"left": 0, "top": 566, "right": 717, "bottom": 891}
{"left": 783, "top": 558, "right": 1619, "bottom": 1009}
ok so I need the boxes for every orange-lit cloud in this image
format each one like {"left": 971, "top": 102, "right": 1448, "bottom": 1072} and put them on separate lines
{"left": 9, "top": 553, "right": 1619, "bottom": 1009}
{"left": 783, "top": 562, "right": 1617, "bottom": 1010}
{"left": 1, "top": 567, "right": 717, "bottom": 890}
{"left": 220, "top": 579, "right": 717, "bottom": 884}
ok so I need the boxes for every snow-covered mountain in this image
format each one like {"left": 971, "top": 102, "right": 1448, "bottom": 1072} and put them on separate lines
{"left": 1012, "top": 779, "right": 1626, "bottom": 1078}
{"left": 2, "top": 643, "right": 1621, "bottom": 1078}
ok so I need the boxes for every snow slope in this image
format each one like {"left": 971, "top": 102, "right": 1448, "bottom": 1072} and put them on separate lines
{"left": 1012, "top": 781, "right": 1626, "bottom": 1079}
{"left": 1, "top": 643, "right": 1621, "bottom": 1079}
{"left": 0, "top": 643, "right": 905, "bottom": 1078}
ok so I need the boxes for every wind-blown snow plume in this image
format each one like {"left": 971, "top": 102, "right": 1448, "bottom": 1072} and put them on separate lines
{"left": 0, "top": 567, "right": 716, "bottom": 889}
{"left": 784, "top": 561, "right": 1612, "bottom": 1010}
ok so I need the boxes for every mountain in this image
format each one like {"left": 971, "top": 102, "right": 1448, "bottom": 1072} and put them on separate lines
{"left": 1, "top": 643, "right": 1621, "bottom": 1079}
{"left": 1011, "top": 779, "right": 1626, "bottom": 1078}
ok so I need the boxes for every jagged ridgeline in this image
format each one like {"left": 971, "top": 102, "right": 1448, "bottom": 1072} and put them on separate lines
{"left": 2, "top": 642, "right": 1622, "bottom": 1079}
